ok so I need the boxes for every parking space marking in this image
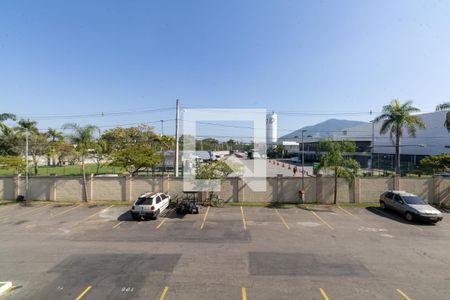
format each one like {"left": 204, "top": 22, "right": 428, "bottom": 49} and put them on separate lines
{"left": 200, "top": 206, "right": 210, "bottom": 230}
{"left": 75, "top": 285, "right": 92, "bottom": 300}
{"left": 310, "top": 211, "right": 334, "bottom": 230}
{"left": 240, "top": 206, "right": 247, "bottom": 230}
{"left": 396, "top": 288, "right": 413, "bottom": 300}
{"left": 337, "top": 205, "right": 354, "bottom": 216}
{"left": 71, "top": 205, "right": 114, "bottom": 228}
{"left": 319, "top": 288, "right": 330, "bottom": 300}
{"left": 15, "top": 204, "right": 49, "bottom": 217}
{"left": 242, "top": 287, "right": 247, "bottom": 300}
{"left": 154, "top": 208, "right": 177, "bottom": 229}
{"left": 275, "top": 209, "right": 290, "bottom": 230}
{"left": 156, "top": 218, "right": 166, "bottom": 229}
{"left": 112, "top": 221, "right": 124, "bottom": 229}
{"left": 52, "top": 204, "right": 83, "bottom": 217}
{"left": 159, "top": 286, "right": 169, "bottom": 300}
{"left": 376, "top": 208, "right": 423, "bottom": 232}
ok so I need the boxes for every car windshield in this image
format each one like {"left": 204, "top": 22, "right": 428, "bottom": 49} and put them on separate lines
{"left": 403, "top": 196, "right": 426, "bottom": 205}
{"left": 135, "top": 197, "right": 153, "bottom": 205}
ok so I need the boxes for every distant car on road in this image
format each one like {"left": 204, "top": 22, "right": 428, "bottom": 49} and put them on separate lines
{"left": 379, "top": 191, "right": 443, "bottom": 223}
{"left": 434, "top": 172, "right": 450, "bottom": 177}
{"left": 130, "top": 192, "right": 170, "bottom": 220}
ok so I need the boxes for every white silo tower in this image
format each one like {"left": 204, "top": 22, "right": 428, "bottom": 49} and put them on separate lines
{"left": 266, "top": 112, "right": 278, "bottom": 145}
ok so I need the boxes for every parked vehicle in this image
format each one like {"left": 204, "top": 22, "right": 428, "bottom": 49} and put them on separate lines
{"left": 130, "top": 192, "right": 170, "bottom": 220}
{"left": 175, "top": 192, "right": 200, "bottom": 215}
{"left": 379, "top": 191, "right": 443, "bottom": 223}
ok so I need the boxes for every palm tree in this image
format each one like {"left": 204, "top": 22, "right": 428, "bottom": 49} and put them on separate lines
{"left": 319, "top": 140, "right": 360, "bottom": 204}
{"left": 16, "top": 118, "right": 38, "bottom": 133}
{"left": 46, "top": 128, "right": 63, "bottom": 142}
{"left": 46, "top": 128, "right": 64, "bottom": 166}
{"left": 436, "top": 102, "right": 450, "bottom": 132}
{"left": 374, "top": 99, "right": 425, "bottom": 175}
{"left": 0, "top": 113, "right": 17, "bottom": 132}
{"left": 63, "top": 123, "right": 100, "bottom": 201}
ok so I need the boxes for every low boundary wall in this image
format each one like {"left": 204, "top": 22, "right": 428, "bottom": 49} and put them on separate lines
{"left": 0, "top": 175, "right": 448, "bottom": 204}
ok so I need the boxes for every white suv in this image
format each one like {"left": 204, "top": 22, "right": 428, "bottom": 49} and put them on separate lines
{"left": 130, "top": 192, "right": 170, "bottom": 220}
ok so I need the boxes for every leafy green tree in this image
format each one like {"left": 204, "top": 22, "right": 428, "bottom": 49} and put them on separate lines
{"left": 29, "top": 132, "right": 48, "bottom": 175}
{"left": 319, "top": 140, "right": 360, "bottom": 204}
{"left": 0, "top": 155, "right": 25, "bottom": 174}
{"left": 195, "top": 160, "right": 241, "bottom": 179}
{"left": 101, "top": 125, "right": 158, "bottom": 152}
{"left": 197, "top": 138, "right": 219, "bottom": 151}
{"left": 420, "top": 153, "right": 450, "bottom": 173}
{"left": 226, "top": 139, "right": 236, "bottom": 150}
{"left": 274, "top": 145, "right": 286, "bottom": 158}
{"left": 92, "top": 138, "right": 110, "bottom": 174}
{"left": 109, "top": 144, "right": 161, "bottom": 175}
{"left": 63, "top": 123, "right": 100, "bottom": 201}
{"left": 52, "top": 140, "right": 76, "bottom": 166}
{"left": 0, "top": 126, "right": 21, "bottom": 156}
{"left": 374, "top": 99, "right": 425, "bottom": 175}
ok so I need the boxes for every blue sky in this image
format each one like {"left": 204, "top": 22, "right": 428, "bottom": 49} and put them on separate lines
{"left": 1, "top": 0, "right": 450, "bottom": 139}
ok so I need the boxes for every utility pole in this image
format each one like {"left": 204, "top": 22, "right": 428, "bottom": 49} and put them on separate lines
{"left": 25, "top": 128, "right": 29, "bottom": 200}
{"left": 301, "top": 130, "right": 305, "bottom": 191}
{"left": 175, "top": 99, "right": 180, "bottom": 177}
{"left": 160, "top": 120, "right": 164, "bottom": 136}
{"left": 371, "top": 120, "right": 374, "bottom": 176}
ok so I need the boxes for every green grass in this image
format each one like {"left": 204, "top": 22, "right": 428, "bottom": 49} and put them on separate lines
{"left": 0, "top": 200, "right": 15, "bottom": 205}
{"left": 0, "top": 164, "right": 125, "bottom": 176}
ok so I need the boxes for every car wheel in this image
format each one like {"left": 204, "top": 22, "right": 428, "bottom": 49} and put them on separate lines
{"left": 405, "top": 212, "right": 414, "bottom": 222}
{"left": 380, "top": 201, "right": 386, "bottom": 210}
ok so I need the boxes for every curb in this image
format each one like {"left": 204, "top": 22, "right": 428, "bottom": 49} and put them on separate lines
{"left": 0, "top": 282, "right": 12, "bottom": 295}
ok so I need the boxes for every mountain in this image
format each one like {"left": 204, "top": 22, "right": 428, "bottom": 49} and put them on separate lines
{"left": 280, "top": 119, "right": 368, "bottom": 139}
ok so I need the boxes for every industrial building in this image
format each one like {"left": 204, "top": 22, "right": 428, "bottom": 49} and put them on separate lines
{"left": 279, "top": 111, "right": 450, "bottom": 172}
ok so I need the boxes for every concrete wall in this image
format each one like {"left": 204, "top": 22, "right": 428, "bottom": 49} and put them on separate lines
{"left": 1, "top": 175, "right": 449, "bottom": 204}
{"left": 131, "top": 177, "right": 162, "bottom": 200}
{"left": 399, "top": 178, "right": 433, "bottom": 203}
{"left": 93, "top": 177, "right": 125, "bottom": 201}
{"left": 55, "top": 177, "right": 83, "bottom": 201}
{"left": 0, "top": 177, "right": 14, "bottom": 200}
{"left": 360, "top": 178, "right": 394, "bottom": 202}
{"left": 243, "top": 178, "right": 275, "bottom": 202}
{"left": 436, "top": 178, "right": 450, "bottom": 206}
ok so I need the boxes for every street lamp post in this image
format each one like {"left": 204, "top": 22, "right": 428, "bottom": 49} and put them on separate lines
{"left": 301, "top": 130, "right": 306, "bottom": 191}
{"left": 371, "top": 120, "right": 374, "bottom": 176}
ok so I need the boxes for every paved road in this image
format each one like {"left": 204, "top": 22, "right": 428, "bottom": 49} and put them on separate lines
{"left": 1, "top": 202, "right": 450, "bottom": 299}
{"left": 229, "top": 158, "right": 314, "bottom": 177}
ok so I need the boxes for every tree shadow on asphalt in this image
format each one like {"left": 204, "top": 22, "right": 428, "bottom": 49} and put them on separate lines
{"left": 117, "top": 207, "right": 190, "bottom": 221}
{"left": 365, "top": 206, "right": 435, "bottom": 226}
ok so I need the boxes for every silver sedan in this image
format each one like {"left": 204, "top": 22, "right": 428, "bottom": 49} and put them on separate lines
{"left": 379, "top": 191, "right": 443, "bottom": 223}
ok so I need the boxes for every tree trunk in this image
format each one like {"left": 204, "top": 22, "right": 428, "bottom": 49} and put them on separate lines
{"left": 81, "top": 156, "right": 88, "bottom": 202}
{"left": 395, "top": 129, "right": 401, "bottom": 175}
{"left": 334, "top": 167, "right": 338, "bottom": 204}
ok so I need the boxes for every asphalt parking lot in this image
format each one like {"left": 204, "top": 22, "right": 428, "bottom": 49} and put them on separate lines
{"left": 1, "top": 202, "right": 450, "bottom": 300}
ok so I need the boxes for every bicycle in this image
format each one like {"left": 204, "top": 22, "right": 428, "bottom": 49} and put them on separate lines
{"left": 209, "top": 192, "right": 225, "bottom": 208}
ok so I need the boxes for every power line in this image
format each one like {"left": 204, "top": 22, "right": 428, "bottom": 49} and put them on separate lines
{"left": 16, "top": 106, "right": 174, "bottom": 120}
